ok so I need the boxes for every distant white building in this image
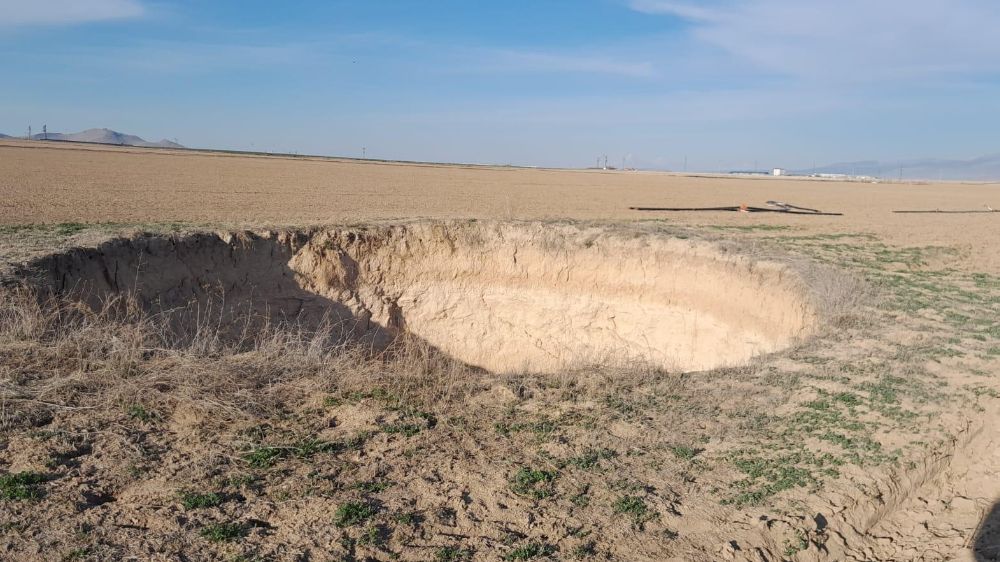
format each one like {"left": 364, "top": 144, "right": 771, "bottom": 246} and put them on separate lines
{"left": 772, "top": 168, "right": 787, "bottom": 176}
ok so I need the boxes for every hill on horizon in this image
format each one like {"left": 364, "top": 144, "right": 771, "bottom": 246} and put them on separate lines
{"left": 797, "top": 153, "right": 1000, "bottom": 182}
{"left": 14, "top": 128, "right": 184, "bottom": 149}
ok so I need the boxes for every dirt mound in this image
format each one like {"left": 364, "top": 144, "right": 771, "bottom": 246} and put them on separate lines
{"left": 24, "top": 222, "right": 816, "bottom": 373}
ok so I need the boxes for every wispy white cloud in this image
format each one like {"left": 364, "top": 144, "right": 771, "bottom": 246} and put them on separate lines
{"left": 14, "top": 38, "right": 343, "bottom": 76}
{"left": 112, "top": 41, "right": 315, "bottom": 73}
{"left": 629, "top": 0, "right": 723, "bottom": 21}
{"left": 0, "top": 0, "right": 144, "bottom": 27}
{"left": 393, "top": 85, "right": 854, "bottom": 130}
{"left": 630, "top": 0, "right": 1000, "bottom": 83}
{"left": 477, "top": 49, "right": 657, "bottom": 78}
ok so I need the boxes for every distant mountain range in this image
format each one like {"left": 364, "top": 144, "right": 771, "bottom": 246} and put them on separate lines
{"left": 796, "top": 154, "right": 1000, "bottom": 182}
{"left": 1, "top": 128, "right": 997, "bottom": 180}
{"left": 1, "top": 128, "right": 184, "bottom": 149}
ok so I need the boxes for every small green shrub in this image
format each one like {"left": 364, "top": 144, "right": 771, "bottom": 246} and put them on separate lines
{"left": 510, "top": 467, "right": 558, "bottom": 500}
{"left": 566, "top": 449, "right": 615, "bottom": 470}
{"left": 357, "top": 525, "right": 383, "bottom": 546}
{"left": 504, "top": 542, "right": 555, "bottom": 561}
{"left": 353, "top": 480, "right": 393, "bottom": 493}
{"left": 200, "top": 522, "right": 247, "bottom": 542}
{"left": 435, "top": 545, "right": 473, "bottom": 561}
{"left": 613, "top": 495, "right": 656, "bottom": 529}
{"left": 334, "top": 502, "right": 377, "bottom": 527}
{"left": 243, "top": 447, "right": 284, "bottom": 468}
{"left": 180, "top": 491, "right": 223, "bottom": 510}
{"left": 393, "top": 511, "right": 420, "bottom": 525}
{"left": 669, "top": 445, "right": 700, "bottom": 460}
{"left": 0, "top": 472, "right": 45, "bottom": 501}
{"left": 127, "top": 404, "right": 154, "bottom": 422}
{"left": 382, "top": 423, "right": 422, "bottom": 437}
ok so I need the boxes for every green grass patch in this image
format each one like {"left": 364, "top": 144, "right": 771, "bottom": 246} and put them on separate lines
{"left": 382, "top": 423, "right": 422, "bottom": 437}
{"left": 612, "top": 495, "right": 657, "bottom": 529}
{"left": 784, "top": 530, "right": 810, "bottom": 556}
{"left": 353, "top": 480, "right": 393, "bottom": 494}
{"left": 0, "top": 472, "right": 46, "bottom": 501}
{"left": 225, "top": 474, "right": 257, "bottom": 488}
{"left": 564, "top": 448, "right": 615, "bottom": 470}
{"left": 669, "top": 445, "right": 701, "bottom": 460}
{"left": 357, "top": 525, "right": 384, "bottom": 547}
{"left": 180, "top": 491, "right": 223, "bottom": 510}
{"left": 722, "top": 449, "right": 841, "bottom": 507}
{"left": 126, "top": 404, "right": 155, "bottom": 422}
{"left": 435, "top": 546, "right": 474, "bottom": 561}
{"left": 393, "top": 511, "right": 420, "bottom": 526}
{"left": 334, "top": 501, "right": 377, "bottom": 527}
{"left": 510, "top": 467, "right": 558, "bottom": 500}
{"left": 243, "top": 447, "right": 285, "bottom": 468}
{"left": 200, "top": 522, "right": 247, "bottom": 542}
{"left": 243, "top": 438, "right": 343, "bottom": 468}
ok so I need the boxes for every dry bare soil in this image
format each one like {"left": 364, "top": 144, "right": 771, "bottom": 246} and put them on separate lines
{"left": 0, "top": 140, "right": 998, "bottom": 561}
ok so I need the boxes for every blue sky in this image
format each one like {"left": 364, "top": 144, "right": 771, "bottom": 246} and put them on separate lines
{"left": 3, "top": 0, "right": 1000, "bottom": 170}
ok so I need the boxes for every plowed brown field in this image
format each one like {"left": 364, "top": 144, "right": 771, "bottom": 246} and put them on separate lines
{"left": 2, "top": 139, "right": 998, "bottom": 272}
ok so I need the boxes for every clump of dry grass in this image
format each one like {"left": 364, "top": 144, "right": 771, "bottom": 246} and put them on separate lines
{"left": 713, "top": 236, "right": 880, "bottom": 330}
{"left": 797, "top": 263, "right": 879, "bottom": 328}
{"left": 0, "top": 286, "right": 475, "bottom": 434}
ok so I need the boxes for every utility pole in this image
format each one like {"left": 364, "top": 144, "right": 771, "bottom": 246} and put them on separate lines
{"left": 621, "top": 156, "right": 625, "bottom": 171}
{"left": 362, "top": 147, "right": 366, "bottom": 159}
{"left": 42, "top": 125, "right": 47, "bottom": 140}
{"left": 27, "top": 126, "right": 31, "bottom": 140}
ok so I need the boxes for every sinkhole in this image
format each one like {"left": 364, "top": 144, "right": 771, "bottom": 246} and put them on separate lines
{"left": 23, "top": 222, "right": 817, "bottom": 373}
